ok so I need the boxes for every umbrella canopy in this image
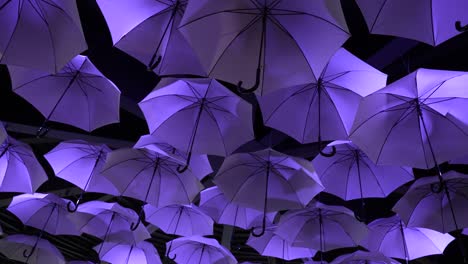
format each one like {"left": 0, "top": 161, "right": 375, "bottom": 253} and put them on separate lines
{"left": 199, "top": 186, "right": 274, "bottom": 230}
{"left": 10, "top": 55, "right": 121, "bottom": 133}
{"left": 258, "top": 48, "right": 387, "bottom": 146}
{"left": 362, "top": 215, "right": 454, "bottom": 262}
{"left": 247, "top": 225, "right": 317, "bottom": 260}
{"left": 144, "top": 203, "right": 214, "bottom": 236}
{"left": 356, "top": 0, "right": 468, "bottom": 46}
{"left": 214, "top": 148, "right": 323, "bottom": 236}
{"left": 97, "top": 0, "right": 205, "bottom": 76}
{"left": 0, "top": 0, "right": 87, "bottom": 72}
{"left": 350, "top": 68, "right": 468, "bottom": 169}
{"left": 167, "top": 236, "right": 237, "bottom": 264}
{"left": 0, "top": 122, "right": 6, "bottom": 145}
{"left": 0, "top": 234, "right": 65, "bottom": 264}
{"left": 274, "top": 202, "right": 368, "bottom": 252}
{"left": 8, "top": 193, "right": 80, "bottom": 235}
{"left": 139, "top": 78, "right": 254, "bottom": 169}
{"left": 393, "top": 171, "right": 468, "bottom": 233}
{"left": 0, "top": 136, "right": 47, "bottom": 193}
{"left": 134, "top": 134, "right": 213, "bottom": 180}
{"left": 330, "top": 250, "right": 399, "bottom": 264}
{"left": 44, "top": 140, "right": 119, "bottom": 211}
{"left": 94, "top": 241, "right": 162, "bottom": 264}
{"left": 179, "top": 0, "right": 350, "bottom": 94}
{"left": 73, "top": 201, "right": 151, "bottom": 245}
{"left": 313, "top": 140, "right": 414, "bottom": 200}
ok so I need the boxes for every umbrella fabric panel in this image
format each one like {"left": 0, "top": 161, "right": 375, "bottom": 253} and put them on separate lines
{"left": 0, "top": 235, "right": 66, "bottom": 264}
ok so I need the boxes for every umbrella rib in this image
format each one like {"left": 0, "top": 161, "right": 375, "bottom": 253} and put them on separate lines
{"left": 1, "top": 1, "right": 24, "bottom": 62}
{"left": 179, "top": 8, "right": 258, "bottom": 28}
{"left": 156, "top": 6, "right": 179, "bottom": 73}
{"left": 369, "top": 0, "right": 389, "bottom": 32}
{"left": 360, "top": 159, "right": 388, "bottom": 196}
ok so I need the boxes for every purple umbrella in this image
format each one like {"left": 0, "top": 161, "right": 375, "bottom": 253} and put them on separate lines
{"left": 0, "top": 136, "right": 48, "bottom": 193}
{"left": 10, "top": 55, "right": 121, "bottom": 135}
{"left": 199, "top": 186, "right": 275, "bottom": 230}
{"left": 94, "top": 241, "right": 162, "bottom": 264}
{"left": 0, "top": 122, "right": 6, "bottom": 145}
{"left": 97, "top": 0, "right": 205, "bottom": 76}
{"left": 393, "top": 171, "right": 468, "bottom": 233}
{"left": 73, "top": 201, "right": 151, "bottom": 252}
{"left": 258, "top": 48, "right": 387, "bottom": 153}
{"left": 44, "top": 140, "right": 119, "bottom": 212}
{"left": 179, "top": 0, "right": 350, "bottom": 94}
{"left": 362, "top": 215, "right": 454, "bottom": 263}
{"left": 7, "top": 193, "right": 80, "bottom": 259}
{"left": 247, "top": 225, "right": 317, "bottom": 260}
{"left": 274, "top": 202, "right": 368, "bottom": 253}
{"left": 134, "top": 134, "right": 213, "bottom": 180}
{"left": 356, "top": 0, "right": 468, "bottom": 46}
{"left": 0, "top": 0, "right": 87, "bottom": 73}
{"left": 166, "top": 236, "right": 237, "bottom": 264}
{"left": 144, "top": 203, "right": 213, "bottom": 237}
{"left": 0, "top": 234, "right": 65, "bottom": 264}
{"left": 139, "top": 78, "right": 254, "bottom": 171}
{"left": 214, "top": 148, "right": 323, "bottom": 236}
{"left": 101, "top": 147, "right": 203, "bottom": 229}
{"left": 330, "top": 251, "right": 399, "bottom": 264}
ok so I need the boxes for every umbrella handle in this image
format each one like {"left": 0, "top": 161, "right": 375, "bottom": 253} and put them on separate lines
{"left": 147, "top": 56, "right": 162, "bottom": 71}
{"left": 319, "top": 145, "right": 336, "bottom": 157}
{"left": 250, "top": 224, "right": 266, "bottom": 237}
{"left": 130, "top": 217, "right": 141, "bottom": 231}
{"left": 456, "top": 21, "right": 468, "bottom": 32}
{"left": 237, "top": 67, "right": 261, "bottom": 94}
{"left": 177, "top": 151, "right": 192, "bottom": 173}
{"left": 67, "top": 200, "right": 78, "bottom": 213}
{"left": 165, "top": 243, "right": 177, "bottom": 261}
{"left": 23, "top": 245, "right": 36, "bottom": 258}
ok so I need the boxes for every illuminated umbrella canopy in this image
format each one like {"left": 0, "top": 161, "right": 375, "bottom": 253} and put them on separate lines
{"left": 0, "top": 0, "right": 87, "bottom": 72}
{"left": 330, "top": 250, "right": 399, "bottom": 264}
{"left": 166, "top": 236, "right": 237, "bottom": 264}
{"left": 94, "top": 241, "right": 162, "bottom": 264}
{"left": 0, "top": 234, "right": 65, "bottom": 264}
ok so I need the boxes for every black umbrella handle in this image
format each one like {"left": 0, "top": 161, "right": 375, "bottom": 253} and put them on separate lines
{"left": 237, "top": 67, "right": 261, "bottom": 94}
{"left": 456, "top": 21, "right": 468, "bottom": 32}
{"left": 177, "top": 151, "right": 192, "bottom": 173}
{"left": 165, "top": 243, "right": 177, "bottom": 261}
{"left": 147, "top": 56, "right": 162, "bottom": 71}
{"left": 130, "top": 208, "right": 144, "bottom": 231}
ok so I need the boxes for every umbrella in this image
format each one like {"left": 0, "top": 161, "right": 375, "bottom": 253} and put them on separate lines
{"left": 10, "top": 55, "right": 121, "bottom": 134}
{"left": 258, "top": 48, "right": 387, "bottom": 152}
{"left": 0, "top": 0, "right": 87, "bottom": 72}
{"left": 0, "top": 136, "right": 47, "bottom": 193}
{"left": 166, "top": 236, "right": 237, "bottom": 264}
{"left": 73, "top": 201, "right": 151, "bottom": 251}
{"left": 94, "top": 241, "right": 162, "bottom": 264}
{"left": 274, "top": 202, "right": 368, "bottom": 253}
{"left": 0, "top": 234, "right": 65, "bottom": 264}
{"left": 330, "top": 251, "right": 399, "bottom": 264}
{"left": 134, "top": 134, "right": 213, "bottom": 180}
{"left": 362, "top": 215, "right": 454, "bottom": 263}
{"left": 7, "top": 193, "right": 81, "bottom": 259}
{"left": 97, "top": 0, "right": 205, "bottom": 76}
{"left": 144, "top": 203, "right": 213, "bottom": 236}
{"left": 179, "top": 0, "right": 350, "bottom": 94}
{"left": 356, "top": 0, "right": 468, "bottom": 46}
{"left": 101, "top": 147, "right": 203, "bottom": 229}
{"left": 214, "top": 148, "right": 323, "bottom": 236}
{"left": 0, "top": 122, "right": 6, "bottom": 145}
{"left": 44, "top": 140, "right": 119, "bottom": 212}
{"left": 246, "top": 225, "right": 317, "bottom": 260}
{"left": 199, "top": 186, "right": 275, "bottom": 230}
{"left": 139, "top": 78, "right": 254, "bottom": 171}
{"left": 393, "top": 171, "right": 468, "bottom": 233}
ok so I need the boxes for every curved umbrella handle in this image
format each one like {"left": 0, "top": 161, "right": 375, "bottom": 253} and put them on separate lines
{"left": 237, "top": 67, "right": 261, "bottom": 94}
{"left": 319, "top": 145, "right": 336, "bottom": 157}
{"left": 23, "top": 245, "right": 36, "bottom": 259}
{"left": 165, "top": 243, "right": 177, "bottom": 261}
{"left": 250, "top": 224, "right": 266, "bottom": 237}
{"left": 130, "top": 217, "right": 141, "bottom": 231}
{"left": 177, "top": 151, "right": 193, "bottom": 173}
{"left": 456, "top": 21, "right": 468, "bottom": 32}
{"left": 147, "top": 55, "right": 162, "bottom": 71}
{"left": 67, "top": 200, "right": 78, "bottom": 213}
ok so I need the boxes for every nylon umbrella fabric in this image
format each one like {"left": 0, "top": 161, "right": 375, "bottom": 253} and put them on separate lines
{"left": 0, "top": 136, "right": 47, "bottom": 193}
{"left": 10, "top": 55, "right": 121, "bottom": 132}
{"left": 274, "top": 202, "right": 368, "bottom": 252}
{"left": 246, "top": 225, "right": 317, "bottom": 260}
{"left": 258, "top": 48, "right": 387, "bottom": 144}
{"left": 144, "top": 203, "right": 214, "bottom": 236}
{"left": 166, "top": 236, "right": 237, "bottom": 264}
{"left": 350, "top": 68, "right": 468, "bottom": 169}
{"left": 179, "top": 0, "right": 350, "bottom": 95}
{"left": 0, "top": 0, "right": 87, "bottom": 72}
{"left": 7, "top": 193, "right": 81, "bottom": 235}
{"left": 134, "top": 134, "right": 213, "bottom": 180}
{"left": 73, "top": 201, "right": 151, "bottom": 244}
{"left": 0, "top": 234, "right": 65, "bottom": 264}
{"left": 393, "top": 171, "right": 468, "bottom": 233}
{"left": 93, "top": 241, "right": 162, "bottom": 264}
{"left": 362, "top": 215, "right": 454, "bottom": 262}
{"left": 101, "top": 147, "right": 203, "bottom": 207}
{"left": 313, "top": 140, "right": 414, "bottom": 200}
{"left": 97, "top": 0, "right": 205, "bottom": 76}
{"left": 330, "top": 250, "right": 399, "bottom": 264}
{"left": 355, "top": 0, "right": 468, "bottom": 46}
{"left": 139, "top": 78, "right": 254, "bottom": 161}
